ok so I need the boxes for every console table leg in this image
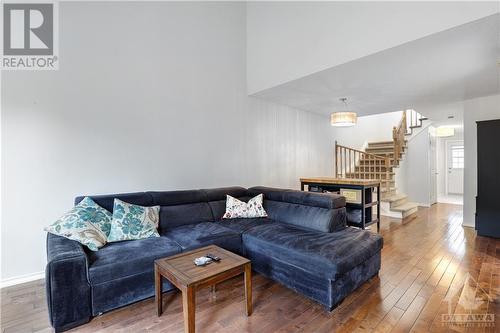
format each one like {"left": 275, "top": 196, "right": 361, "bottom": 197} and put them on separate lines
{"left": 182, "top": 287, "right": 195, "bottom": 333}
{"left": 244, "top": 263, "right": 252, "bottom": 316}
{"left": 155, "top": 265, "right": 162, "bottom": 316}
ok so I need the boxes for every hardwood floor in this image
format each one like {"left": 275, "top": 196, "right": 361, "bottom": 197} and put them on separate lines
{"left": 2, "top": 203, "right": 498, "bottom": 332}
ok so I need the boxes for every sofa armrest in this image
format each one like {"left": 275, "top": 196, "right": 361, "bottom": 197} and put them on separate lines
{"left": 46, "top": 233, "right": 91, "bottom": 332}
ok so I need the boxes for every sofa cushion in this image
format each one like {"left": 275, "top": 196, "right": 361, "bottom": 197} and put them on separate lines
{"left": 203, "top": 186, "right": 249, "bottom": 220}
{"left": 217, "top": 217, "right": 277, "bottom": 233}
{"left": 149, "top": 189, "right": 208, "bottom": 206}
{"left": 203, "top": 186, "right": 248, "bottom": 202}
{"left": 149, "top": 190, "right": 214, "bottom": 231}
{"left": 264, "top": 200, "right": 346, "bottom": 233}
{"left": 162, "top": 222, "right": 242, "bottom": 254}
{"left": 88, "top": 236, "right": 181, "bottom": 284}
{"left": 242, "top": 224, "right": 383, "bottom": 279}
{"left": 248, "top": 186, "right": 346, "bottom": 209}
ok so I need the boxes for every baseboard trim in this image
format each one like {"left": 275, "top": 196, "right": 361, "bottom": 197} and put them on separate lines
{"left": 462, "top": 222, "right": 475, "bottom": 229}
{"left": 1, "top": 271, "right": 44, "bottom": 289}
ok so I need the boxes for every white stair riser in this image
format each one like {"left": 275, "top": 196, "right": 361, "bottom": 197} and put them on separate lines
{"left": 381, "top": 200, "right": 419, "bottom": 220}
{"left": 380, "top": 201, "right": 404, "bottom": 218}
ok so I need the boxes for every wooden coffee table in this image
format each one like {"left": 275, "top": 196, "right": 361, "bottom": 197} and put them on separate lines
{"left": 154, "top": 245, "right": 252, "bottom": 333}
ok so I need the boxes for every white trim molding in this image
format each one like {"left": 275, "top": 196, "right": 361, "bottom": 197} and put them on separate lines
{"left": 1, "top": 271, "right": 44, "bottom": 289}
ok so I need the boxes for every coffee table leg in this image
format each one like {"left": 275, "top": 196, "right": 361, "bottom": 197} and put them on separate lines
{"left": 182, "top": 286, "right": 195, "bottom": 333}
{"left": 244, "top": 263, "right": 252, "bottom": 316}
{"left": 210, "top": 284, "right": 216, "bottom": 299}
{"left": 155, "top": 264, "right": 162, "bottom": 316}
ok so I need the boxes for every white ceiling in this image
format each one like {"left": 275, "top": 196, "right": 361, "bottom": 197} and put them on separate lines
{"left": 251, "top": 14, "right": 500, "bottom": 118}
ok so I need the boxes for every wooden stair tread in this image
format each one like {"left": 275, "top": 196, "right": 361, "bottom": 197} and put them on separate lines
{"left": 363, "top": 151, "right": 401, "bottom": 156}
{"left": 350, "top": 171, "right": 395, "bottom": 175}
{"left": 367, "top": 140, "right": 407, "bottom": 147}
{"left": 365, "top": 144, "right": 405, "bottom": 149}
{"left": 391, "top": 202, "right": 419, "bottom": 212}
{"left": 382, "top": 193, "right": 407, "bottom": 202}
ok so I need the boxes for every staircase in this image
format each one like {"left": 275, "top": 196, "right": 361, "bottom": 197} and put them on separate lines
{"left": 335, "top": 109, "right": 428, "bottom": 220}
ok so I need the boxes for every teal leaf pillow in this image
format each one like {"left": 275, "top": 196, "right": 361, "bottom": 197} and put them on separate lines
{"left": 77, "top": 197, "right": 113, "bottom": 236}
{"left": 44, "top": 197, "right": 111, "bottom": 251}
{"left": 107, "top": 199, "right": 160, "bottom": 242}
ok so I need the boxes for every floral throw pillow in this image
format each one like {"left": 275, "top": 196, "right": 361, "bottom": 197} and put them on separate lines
{"left": 77, "top": 197, "right": 113, "bottom": 236}
{"left": 44, "top": 197, "right": 111, "bottom": 251}
{"left": 222, "top": 194, "right": 268, "bottom": 219}
{"left": 107, "top": 199, "right": 160, "bottom": 242}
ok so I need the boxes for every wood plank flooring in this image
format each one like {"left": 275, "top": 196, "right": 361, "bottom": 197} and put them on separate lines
{"left": 1, "top": 203, "right": 498, "bottom": 332}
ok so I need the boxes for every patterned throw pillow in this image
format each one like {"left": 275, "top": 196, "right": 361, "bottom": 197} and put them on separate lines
{"left": 222, "top": 194, "right": 268, "bottom": 219}
{"left": 107, "top": 199, "right": 160, "bottom": 242}
{"left": 77, "top": 197, "right": 113, "bottom": 236}
{"left": 44, "top": 197, "right": 111, "bottom": 251}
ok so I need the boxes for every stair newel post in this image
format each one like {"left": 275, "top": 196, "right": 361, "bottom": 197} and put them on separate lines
{"left": 373, "top": 155, "right": 376, "bottom": 181}
{"left": 335, "top": 141, "right": 338, "bottom": 178}
{"left": 349, "top": 148, "right": 352, "bottom": 178}
{"left": 385, "top": 157, "right": 390, "bottom": 195}
{"left": 377, "top": 155, "right": 380, "bottom": 180}
{"left": 364, "top": 152, "right": 367, "bottom": 179}
{"left": 343, "top": 147, "right": 346, "bottom": 178}
{"left": 354, "top": 151, "right": 357, "bottom": 178}
{"left": 366, "top": 153, "right": 369, "bottom": 179}
{"left": 393, "top": 125, "right": 398, "bottom": 167}
{"left": 370, "top": 154, "right": 373, "bottom": 180}
{"left": 368, "top": 154, "right": 370, "bottom": 179}
{"left": 354, "top": 151, "right": 359, "bottom": 178}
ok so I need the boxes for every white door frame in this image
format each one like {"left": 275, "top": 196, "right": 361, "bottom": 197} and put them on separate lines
{"left": 445, "top": 140, "right": 464, "bottom": 195}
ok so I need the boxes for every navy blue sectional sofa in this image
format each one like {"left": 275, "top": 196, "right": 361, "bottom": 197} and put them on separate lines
{"left": 46, "top": 186, "right": 383, "bottom": 332}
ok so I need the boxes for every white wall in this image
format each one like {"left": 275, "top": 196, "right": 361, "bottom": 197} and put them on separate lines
{"left": 463, "top": 94, "right": 500, "bottom": 227}
{"left": 247, "top": 2, "right": 499, "bottom": 94}
{"left": 331, "top": 111, "right": 402, "bottom": 151}
{"left": 398, "top": 127, "right": 433, "bottom": 206}
{"left": 1, "top": 2, "right": 333, "bottom": 282}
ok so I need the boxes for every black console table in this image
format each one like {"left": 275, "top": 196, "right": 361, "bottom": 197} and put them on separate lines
{"left": 300, "top": 177, "right": 381, "bottom": 232}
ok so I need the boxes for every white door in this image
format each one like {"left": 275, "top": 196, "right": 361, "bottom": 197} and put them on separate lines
{"left": 429, "top": 133, "right": 437, "bottom": 205}
{"left": 447, "top": 142, "right": 464, "bottom": 194}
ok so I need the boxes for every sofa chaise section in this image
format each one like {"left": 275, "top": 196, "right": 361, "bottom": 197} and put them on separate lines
{"left": 243, "top": 224, "right": 382, "bottom": 309}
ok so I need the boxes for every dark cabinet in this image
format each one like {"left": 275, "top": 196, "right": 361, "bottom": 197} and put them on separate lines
{"left": 476, "top": 119, "right": 500, "bottom": 238}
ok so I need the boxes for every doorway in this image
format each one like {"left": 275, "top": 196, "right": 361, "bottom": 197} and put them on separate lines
{"left": 436, "top": 139, "right": 464, "bottom": 205}
{"left": 447, "top": 141, "right": 464, "bottom": 194}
